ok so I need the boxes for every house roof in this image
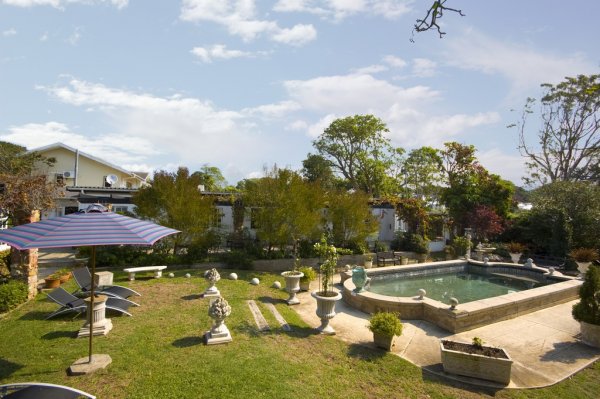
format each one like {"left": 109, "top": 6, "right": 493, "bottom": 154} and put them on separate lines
{"left": 30, "top": 142, "right": 146, "bottom": 182}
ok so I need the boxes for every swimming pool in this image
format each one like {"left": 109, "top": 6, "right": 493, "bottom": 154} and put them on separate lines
{"left": 342, "top": 260, "right": 581, "bottom": 333}
{"left": 368, "top": 271, "right": 552, "bottom": 304}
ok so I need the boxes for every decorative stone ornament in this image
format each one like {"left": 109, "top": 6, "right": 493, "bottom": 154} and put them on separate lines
{"left": 168, "top": 272, "right": 175, "bottom": 278}
{"left": 449, "top": 297, "right": 459, "bottom": 310}
{"left": 281, "top": 271, "right": 304, "bottom": 305}
{"left": 203, "top": 268, "right": 221, "bottom": 297}
{"left": 352, "top": 266, "right": 368, "bottom": 293}
{"left": 229, "top": 272, "right": 238, "bottom": 280}
{"left": 204, "top": 297, "right": 233, "bottom": 345}
{"left": 418, "top": 288, "right": 426, "bottom": 299}
{"left": 272, "top": 281, "right": 282, "bottom": 289}
{"left": 250, "top": 277, "right": 260, "bottom": 285}
{"left": 185, "top": 273, "right": 191, "bottom": 278}
{"left": 77, "top": 295, "right": 113, "bottom": 338}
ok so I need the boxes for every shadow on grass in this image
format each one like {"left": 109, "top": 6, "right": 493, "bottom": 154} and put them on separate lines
{"left": 0, "top": 358, "right": 24, "bottom": 379}
{"left": 19, "top": 311, "right": 51, "bottom": 321}
{"left": 172, "top": 336, "right": 204, "bottom": 348}
{"left": 421, "top": 365, "right": 502, "bottom": 396}
{"left": 181, "top": 294, "right": 203, "bottom": 301}
{"left": 347, "top": 343, "right": 386, "bottom": 361}
{"left": 257, "top": 296, "right": 287, "bottom": 305}
{"left": 41, "top": 330, "right": 77, "bottom": 340}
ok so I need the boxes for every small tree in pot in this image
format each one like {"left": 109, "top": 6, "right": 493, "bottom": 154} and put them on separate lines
{"left": 367, "top": 312, "right": 403, "bottom": 351}
{"left": 298, "top": 266, "right": 316, "bottom": 291}
{"left": 311, "top": 235, "right": 342, "bottom": 335}
{"left": 572, "top": 264, "right": 600, "bottom": 348}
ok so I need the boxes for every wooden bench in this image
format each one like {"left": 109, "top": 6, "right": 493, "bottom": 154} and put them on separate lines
{"left": 376, "top": 251, "right": 401, "bottom": 267}
{"left": 123, "top": 266, "right": 167, "bottom": 281}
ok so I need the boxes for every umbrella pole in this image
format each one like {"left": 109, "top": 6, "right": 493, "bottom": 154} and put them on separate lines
{"left": 88, "top": 246, "right": 96, "bottom": 363}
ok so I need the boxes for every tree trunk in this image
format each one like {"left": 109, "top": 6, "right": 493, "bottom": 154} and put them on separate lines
{"left": 10, "top": 210, "right": 40, "bottom": 299}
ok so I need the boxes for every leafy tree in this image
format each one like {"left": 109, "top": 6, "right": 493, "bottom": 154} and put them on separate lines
{"left": 191, "top": 165, "right": 227, "bottom": 192}
{"left": 243, "top": 167, "right": 324, "bottom": 253}
{"left": 313, "top": 114, "right": 394, "bottom": 197}
{"left": 400, "top": 146, "right": 442, "bottom": 201}
{"left": 326, "top": 189, "right": 378, "bottom": 250}
{"left": 395, "top": 197, "right": 430, "bottom": 236}
{"left": 464, "top": 205, "right": 505, "bottom": 241}
{"left": 133, "top": 167, "right": 216, "bottom": 254}
{"left": 0, "top": 141, "right": 59, "bottom": 224}
{"left": 301, "top": 153, "right": 338, "bottom": 189}
{"left": 514, "top": 74, "right": 600, "bottom": 185}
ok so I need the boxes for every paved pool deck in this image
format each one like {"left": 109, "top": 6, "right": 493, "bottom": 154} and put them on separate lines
{"left": 293, "top": 280, "right": 600, "bottom": 389}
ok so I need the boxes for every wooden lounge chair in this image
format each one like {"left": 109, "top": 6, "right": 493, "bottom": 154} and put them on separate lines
{"left": 46, "top": 287, "right": 136, "bottom": 320}
{"left": 72, "top": 267, "right": 141, "bottom": 300}
{"left": 0, "top": 382, "right": 96, "bottom": 398}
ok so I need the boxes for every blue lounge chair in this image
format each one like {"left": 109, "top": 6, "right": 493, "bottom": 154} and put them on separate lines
{"left": 46, "top": 287, "right": 136, "bottom": 320}
{"left": 72, "top": 267, "right": 141, "bottom": 300}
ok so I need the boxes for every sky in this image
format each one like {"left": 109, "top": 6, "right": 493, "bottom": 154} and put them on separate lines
{"left": 0, "top": 0, "right": 598, "bottom": 187}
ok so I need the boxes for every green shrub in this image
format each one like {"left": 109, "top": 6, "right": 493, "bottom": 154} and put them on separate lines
{"left": 298, "top": 239, "right": 317, "bottom": 258}
{"left": 373, "top": 241, "right": 387, "bottom": 253}
{"left": 0, "top": 249, "right": 10, "bottom": 275}
{"left": 572, "top": 265, "right": 600, "bottom": 325}
{"left": 0, "top": 280, "right": 28, "bottom": 313}
{"left": 220, "top": 250, "right": 254, "bottom": 270}
{"left": 451, "top": 236, "right": 471, "bottom": 257}
{"left": 367, "top": 312, "right": 403, "bottom": 337}
{"left": 298, "top": 266, "right": 317, "bottom": 282}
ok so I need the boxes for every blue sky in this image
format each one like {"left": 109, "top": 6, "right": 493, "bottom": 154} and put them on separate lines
{"left": 1, "top": 1, "right": 598, "bottom": 187}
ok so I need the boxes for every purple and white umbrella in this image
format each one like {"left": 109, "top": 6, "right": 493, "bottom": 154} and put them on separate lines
{"left": 0, "top": 204, "right": 179, "bottom": 366}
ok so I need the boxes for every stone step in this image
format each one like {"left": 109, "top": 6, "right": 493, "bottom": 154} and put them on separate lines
{"left": 263, "top": 302, "right": 292, "bottom": 332}
{"left": 247, "top": 300, "right": 270, "bottom": 332}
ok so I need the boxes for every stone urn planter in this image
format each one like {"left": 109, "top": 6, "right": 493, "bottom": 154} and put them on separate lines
{"left": 205, "top": 296, "right": 232, "bottom": 345}
{"left": 440, "top": 340, "right": 512, "bottom": 384}
{"left": 311, "top": 291, "right": 342, "bottom": 335}
{"left": 509, "top": 252, "right": 522, "bottom": 264}
{"left": 281, "top": 271, "right": 304, "bottom": 305}
{"left": 203, "top": 268, "right": 221, "bottom": 297}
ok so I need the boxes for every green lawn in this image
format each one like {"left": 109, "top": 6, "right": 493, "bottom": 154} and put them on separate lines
{"left": 0, "top": 269, "right": 598, "bottom": 399}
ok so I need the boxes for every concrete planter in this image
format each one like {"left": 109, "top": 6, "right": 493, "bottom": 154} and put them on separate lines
{"left": 440, "top": 340, "right": 512, "bottom": 385}
{"left": 580, "top": 321, "right": 600, "bottom": 348}
{"left": 373, "top": 333, "right": 396, "bottom": 351}
{"left": 281, "top": 271, "right": 303, "bottom": 305}
{"left": 311, "top": 291, "right": 342, "bottom": 335}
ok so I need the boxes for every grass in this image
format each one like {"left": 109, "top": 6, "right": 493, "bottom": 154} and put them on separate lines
{"left": 0, "top": 269, "right": 599, "bottom": 398}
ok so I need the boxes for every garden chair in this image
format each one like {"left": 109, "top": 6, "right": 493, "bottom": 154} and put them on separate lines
{"left": 72, "top": 267, "right": 141, "bottom": 300}
{"left": 46, "top": 287, "right": 136, "bottom": 320}
{"left": 0, "top": 382, "right": 96, "bottom": 398}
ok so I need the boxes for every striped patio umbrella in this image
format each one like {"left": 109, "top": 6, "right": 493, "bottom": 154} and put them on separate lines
{"left": 0, "top": 204, "right": 179, "bottom": 367}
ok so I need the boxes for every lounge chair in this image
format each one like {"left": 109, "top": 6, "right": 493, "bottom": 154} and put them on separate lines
{"left": 0, "top": 382, "right": 96, "bottom": 399}
{"left": 46, "top": 287, "right": 136, "bottom": 320}
{"left": 72, "top": 267, "right": 141, "bottom": 300}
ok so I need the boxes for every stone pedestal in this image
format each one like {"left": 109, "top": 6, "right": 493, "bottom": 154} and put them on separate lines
{"left": 68, "top": 354, "right": 112, "bottom": 376}
{"left": 78, "top": 295, "right": 113, "bottom": 338}
{"left": 203, "top": 283, "right": 220, "bottom": 297}
{"left": 204, "top": 319, "right": 232, "bottom": 345}
{"left": 94, "top": 271, "right": 113, "bottom": 287}
{"left": 10, "top": 211, "right": 39, "bottom": 299}
{"left": 282, "top": 271, "right": 303, "bottom": 305}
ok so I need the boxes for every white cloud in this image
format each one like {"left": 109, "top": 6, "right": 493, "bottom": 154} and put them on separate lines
{"left": 180, "top": 0, "right": 317, "bottom": 45}
{"left": 286, "top": 119, "right": 309, "bottom": 130}
{"left": 352, "top": 64, "right": 388, "bottom": 74}
{"left": 191, "top": 44, "right": 253, "bottom": 63}
{"left": 307, "top": 113, "right": 337, "bottom": 138}
{"left": 2, "top": 28, "right": 17, "bottom": 37}
{"left": 243, "top": 100, "right": 301, "bottom": 118}
{"left": 0, "top": 122, "right": 155, "bottom": 167}
{"left": 271, "top": 24, "right": 317, "bottom": 46}
{"left": 273, "top": 0, "right": 412, "bottom": 20}
{"left": 383, "top": 55, "right": 407, "bottom": 68}
{"left": 2, "top": 0, "right": 128, "bottom": 8}
{"left": 284, "top": 73, "right": 439, "bottom": 114}
{"left": 67, "top": 27, "right": 82, "bottom": 45}
{"left": 412, "top": 58, "right": 436, "bottom": 77}
{"left": 445, "top": 29, "right": 597, "bottom": 98}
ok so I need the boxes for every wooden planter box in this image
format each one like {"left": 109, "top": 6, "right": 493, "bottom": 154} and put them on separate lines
{"left": 440, "top": 340, "right": 512, "bottom": 384}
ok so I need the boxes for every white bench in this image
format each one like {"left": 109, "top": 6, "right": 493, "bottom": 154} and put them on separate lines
{"left": 123, "top": 266, "right": 167, "bottom": 281}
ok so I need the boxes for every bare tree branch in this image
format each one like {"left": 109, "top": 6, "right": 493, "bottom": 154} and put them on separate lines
{"left": 411, "top": 0, "right": 465, "bottom": 42}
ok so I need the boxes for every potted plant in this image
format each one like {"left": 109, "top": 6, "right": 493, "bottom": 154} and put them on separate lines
{"left": 440, "top": 337, "right": 512, "bottom": 384}
{"left": 367, "top": 312, "right": 403, "bottom": 351}
{"left": 572, "top": 264, "right": 600, "bottom": 348}
{"left": 569, "top": 247, "right": 599, "bottom": 275}
{"left": 505, "top": 242, "right": 526, "bottom": 264}
{"left": 364, "top": 254, "right": 373, "bottom": 269}
{"left": 281, "top": 258, "right": 304, "bottom": 305}
{"left": 444, "top": 245, "right": 455, "bottom": 260}
{"left": 44, "top": 272, "right": 61, "bottom": 289}
{"left": 298, "top": 266, "right": 316, "bottom": 291}
{"left": 56, "top": 268, "right": 72, "bottom": 283}
{"left": 311, "top": 235, "right": 342, "bottom": 335}
{"left": 410, "top": 234, "right": 430, "bottom": 263}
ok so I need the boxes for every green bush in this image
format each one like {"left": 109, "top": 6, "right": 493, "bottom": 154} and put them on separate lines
{"left": 220, "top": 250, "right": 254, "bottom": 270}
{"left": 451, "top": 236, "right": 471, "bottom": 257}
{"left": 299, "top": 266, "right": 317, "bottom": 282}
{"left": 572, "top": 265, "right": 600, "bottom": 325}
{"left": 0, "top": 280, "right": 28, "bottom": 313}
{"left": 0, "top": 249, "right": 10, "bottom": 275}
{"left": 297, "top": 239, "right": 317, "bottom": 258}
{"left": 367, "top": 312, "right": 403, "bottom": 337}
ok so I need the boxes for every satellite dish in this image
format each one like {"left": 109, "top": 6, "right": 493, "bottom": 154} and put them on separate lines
{"left": 105, "top": 174, "right": 118, "bottom": 185}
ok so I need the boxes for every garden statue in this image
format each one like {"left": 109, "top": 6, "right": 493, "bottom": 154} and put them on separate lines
{"left": 352, "top": 266, "right": 370, "bottom": 293}
{"left": 205, "top": 297, "right": 232, "bottom": 345}
{"left": 203, "top": 268, "right": 221, "bottom": 297}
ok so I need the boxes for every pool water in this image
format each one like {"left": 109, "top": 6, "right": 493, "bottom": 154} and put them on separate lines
{"left": 368, "top": 272, "right": 551, "bottom": 304}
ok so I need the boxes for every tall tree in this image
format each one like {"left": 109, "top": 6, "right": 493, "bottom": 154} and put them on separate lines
{"left": 301, "top": 153, "right": 338, "bottom": 189}
{"left": 133, "top": 167, "right": 216, "bottom": 253}
{"left": 326, "top": 189, "right": 378, "bottom": 249}
{"left": 191, "top": 165, "right": 227, "bottom": 192}
{"left": 400, "top": 146, "right": 443, "bottom": 201}
{"left": 313, "top": 114, "right": 393, "bottom": 197}
{"left": 514, "top": 74, "right": 600, "bottom": 185}
{"left": 243, "top": 167, "right": 324, "bottom": 253}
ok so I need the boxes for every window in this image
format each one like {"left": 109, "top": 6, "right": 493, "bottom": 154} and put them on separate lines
{"left": 103, "top": 176, "right": 112, "bottom": 188}
{"left": 211, "top": 208, "right": 224, "bottom": 228}
{"left": 55, "top": 173, "right": 64, "bottom": 185}
{"left": 114, "top": 206, "right": 128, "bottom": 214}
